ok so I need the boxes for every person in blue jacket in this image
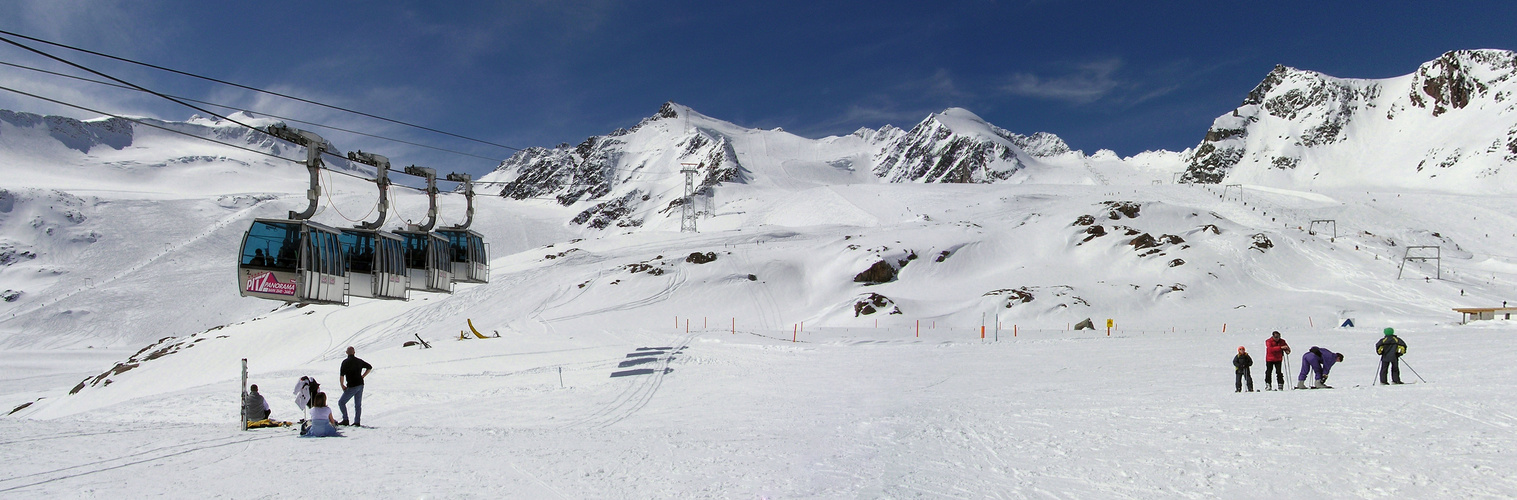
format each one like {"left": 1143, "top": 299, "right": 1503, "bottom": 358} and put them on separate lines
{"left": 1295, "top": 346, "right": 1344, "bottom": 389}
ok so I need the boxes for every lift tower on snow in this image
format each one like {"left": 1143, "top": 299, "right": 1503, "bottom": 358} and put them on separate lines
{"left": 681, "top": 163, "right": 701, "bottom": 233}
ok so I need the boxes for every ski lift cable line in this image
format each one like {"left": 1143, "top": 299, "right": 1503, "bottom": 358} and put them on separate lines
{"left": 0, "top": 28, "right": 525, "bottom": 153}
{"left": 0, "top": 55, "right": 655, "bottom": 191}
{"left": 2, "top": 34, "right": 486, "bottom": 188}
{"left": 0, "top": 84, "right": 456, "bottom": 199}
{"left": 0, "top": 33, "right": 265, "bottom": 137}
{"left": 0, "top": 58, "right": 679, "bottom": 197}
{"left": 0, "top": 83, "right": 298, "bottom": 163}
{"left": 0, "top": 83, "right": 617, "bottom": 201}
{"left": 0, "top": 60, "right": 508, "bottom": 164}
{"left": 0, "top": 51, "right": 707, "bottom": 189}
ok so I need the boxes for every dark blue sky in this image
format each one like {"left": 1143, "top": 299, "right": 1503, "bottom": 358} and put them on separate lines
{"left": 2, "top": 1, "right": 1514, "bottom": 177}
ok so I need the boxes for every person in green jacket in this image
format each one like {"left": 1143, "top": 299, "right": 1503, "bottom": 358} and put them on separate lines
{"left": 1376, "top": 327, "right": 1407, "bottom": 385}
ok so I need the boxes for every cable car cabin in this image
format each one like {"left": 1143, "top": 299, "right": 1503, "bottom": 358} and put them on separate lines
{"left": 339, "top": 229, "right": 409, "bottom": 300}
{"left": 435, "top": 229, "right": 489, "bottom": 284}
{"left": 238, "top": 219, "right": 347, "bottom": 305}
{"left": 395, "top": 230, "right": 453, "bottom": 293}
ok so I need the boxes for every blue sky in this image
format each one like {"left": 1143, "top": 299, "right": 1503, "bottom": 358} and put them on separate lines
{"left": 1, "top": 1, "right": 1514, "bottom": 177}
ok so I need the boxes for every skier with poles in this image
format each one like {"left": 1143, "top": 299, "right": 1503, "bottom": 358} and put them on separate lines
{"left": 1264, "top": 331, "right": 1291, "bottom": 390}
{"left": 1376, "top": 327, "right": 1408, "bottom": 385}
{"left": 1295, "top": 346, "right": 1344, "bottom": 389}
{"left": 1233, "top": 346, "right": 1255, "bottom": 392}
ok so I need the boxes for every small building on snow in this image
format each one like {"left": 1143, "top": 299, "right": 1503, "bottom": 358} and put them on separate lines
{"left": 1453, "top": 307, "right": 1517, "bottom": 324}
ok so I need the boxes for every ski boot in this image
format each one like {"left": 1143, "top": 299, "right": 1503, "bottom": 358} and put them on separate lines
{"left": 1294, "top": 380, "right": 1307, "bottom": 390}
{"left": 1265, "top": 383, "right": 1273, "bottom": 391}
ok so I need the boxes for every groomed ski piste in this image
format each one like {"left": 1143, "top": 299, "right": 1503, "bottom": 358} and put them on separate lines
{"left": 3, "top": 108, "right": 1517, "bottom": 498}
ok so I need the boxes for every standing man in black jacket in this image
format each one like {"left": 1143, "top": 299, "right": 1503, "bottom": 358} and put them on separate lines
{"left": 1376, "top": 328, "right": 1407, "bottom": 385}
{"left": 337, "top": 346, "right": 373, "bottom": 426}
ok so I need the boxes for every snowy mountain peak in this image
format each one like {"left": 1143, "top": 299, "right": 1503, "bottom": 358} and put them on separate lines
{"left": 872, "top": 108, "right": 1079, "bottom": 183}
{"left": 1182, "top": 50, "right": 1517, "bottom": 190}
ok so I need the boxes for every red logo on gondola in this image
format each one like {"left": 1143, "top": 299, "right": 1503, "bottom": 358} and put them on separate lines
{"left": 246, "top": 272, "right": 297, "bottom": 296}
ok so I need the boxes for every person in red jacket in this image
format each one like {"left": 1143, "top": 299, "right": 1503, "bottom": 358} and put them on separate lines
{"left": 1263, "top": 331, "right": 1291, "bottom": 391}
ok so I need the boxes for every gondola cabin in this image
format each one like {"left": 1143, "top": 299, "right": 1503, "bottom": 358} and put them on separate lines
{"left": 435, "top": 229, "right": 489, "bottom": 284}
{"left": 238, "top": 219, "right": 347, "bottom": 305}
{"left": 395, "top": 229, "right": 453, "bottom": 293}
{"left": 339, "top": 229, "right": 409, "bottom": 300}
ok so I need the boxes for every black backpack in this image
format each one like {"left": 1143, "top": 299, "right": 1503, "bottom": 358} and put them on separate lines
{"left": 307, "top": 378, "right": 320, "bottom": 402}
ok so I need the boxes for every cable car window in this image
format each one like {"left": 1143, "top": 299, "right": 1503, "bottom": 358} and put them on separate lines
{"left": 327, "top": 232, "right": 345, "bottom": 275}
{"left": 302, "top": 230, "right": 316, "bottom": 272}
{"left": 341, "top": 232, "right": 371, "bottom": 274}
{"left": 403, "top": 233, "right": 428, "bottom": 269}
{"left": 242, "top": 221, "right": 298, "bottom": 271}
{"left": 386, "top": 238, "right": 404, "bottom": 274}
{"left": 316, "top": 232, "right": 332, "bottom": 275}
{"left": 469, "top": 235, "right": 485, "bottom": 263}
{"left": 430, "top": 234, "right": 449, "bottom": 271}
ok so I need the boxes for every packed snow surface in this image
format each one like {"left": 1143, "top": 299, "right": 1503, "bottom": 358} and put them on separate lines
{"left": 2, "top": 104, "right": 1517, "bottom": 497}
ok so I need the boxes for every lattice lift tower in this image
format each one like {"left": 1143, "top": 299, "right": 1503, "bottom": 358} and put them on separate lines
{"left": 680, "top": 163, "right": 701, "bottom": 233}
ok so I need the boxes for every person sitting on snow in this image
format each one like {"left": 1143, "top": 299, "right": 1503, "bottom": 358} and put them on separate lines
{"left": 1295, "top": 346, "right": 1344, "bottom": 389}
{"left": 300, "top": 392, "right": 342, "bottom": 438}
{"left": 243, "top": 384, "right": 271, "bottom": 423}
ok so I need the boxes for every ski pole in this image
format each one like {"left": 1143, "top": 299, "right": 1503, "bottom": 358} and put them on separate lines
{"left": 1400, "top": 357, "right": 1427, "bottom": 383}
{"left": 1284, "top": 357, "right": 1291, "bottom": 389}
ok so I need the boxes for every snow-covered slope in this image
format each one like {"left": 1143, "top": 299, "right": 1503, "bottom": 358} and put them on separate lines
{"left": 1183, "top": 49, "right": 1517, "bottom": 191}
{"left": 5, "top": 91, "right": 1517, "bottom": 496}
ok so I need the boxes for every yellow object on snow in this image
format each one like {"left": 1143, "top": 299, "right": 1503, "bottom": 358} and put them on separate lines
{"left": 467, "top": 319, "right": 490, "bottom": 339}
{"left": 246, "top": 419, "right": 292, "bottom": 429}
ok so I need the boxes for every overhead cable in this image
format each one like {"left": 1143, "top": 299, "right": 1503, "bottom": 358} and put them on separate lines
{"left": 0, "top": 60, "right": 507, "bottom": 164}
{"left": 0, "top": 28, "right": 524, "bottom": 153}
{"left": 0, "top": 34, "right": 262, "bottom": 135}
{"left": 0, "top": 83, "right": 615, "bottom": 196}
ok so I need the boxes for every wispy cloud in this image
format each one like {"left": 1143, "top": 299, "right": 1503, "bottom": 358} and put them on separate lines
{"left": 0, "top": 0, "right": 183, "bottom": 120}
{"left": 1002, "top": 58, "right": 1124, "bottom": 104}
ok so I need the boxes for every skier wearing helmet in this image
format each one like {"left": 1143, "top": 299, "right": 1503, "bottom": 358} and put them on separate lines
{"left": 1376, "top": 327, "right": 1408, "bottom": 385}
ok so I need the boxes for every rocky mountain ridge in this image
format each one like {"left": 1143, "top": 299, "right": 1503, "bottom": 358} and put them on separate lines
{"left": 482, "top": 103, "right": 1114, "bottom": 230}
{"left": 1182, "top": 49, "right": 1517, "bottom": 190}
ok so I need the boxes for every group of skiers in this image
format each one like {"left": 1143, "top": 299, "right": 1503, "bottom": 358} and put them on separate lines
{"left": 242, "top": 346, "right": 374, "bottom": 437}
{"left": 1232, "top": 328, "right": 1407, "bottom": 392}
